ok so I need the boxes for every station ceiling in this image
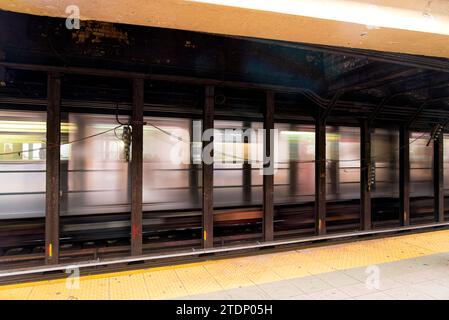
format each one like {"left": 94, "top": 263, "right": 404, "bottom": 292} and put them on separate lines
{"left": 1, "top": 7, "right": 449, "bottom": 131}
{"left": 1, "top": 0, "right": 449, "bottom": 58}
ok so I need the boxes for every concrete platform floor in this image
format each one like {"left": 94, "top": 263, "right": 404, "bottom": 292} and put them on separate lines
{"left": 3, "top": 229, "right": 449, "bottom": 299}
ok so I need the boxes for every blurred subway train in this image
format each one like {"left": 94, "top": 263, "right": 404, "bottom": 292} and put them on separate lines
{"left": 0, "top": 110, "right": 447, "bottom": 253}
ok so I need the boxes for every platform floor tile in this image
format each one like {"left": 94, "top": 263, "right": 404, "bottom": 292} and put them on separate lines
{"left": 0, "top": 286, "right": 33, "bottom": 300}
{"left": 203, "top": 263, "right": 254, "bottom": 289}
{"left": 3, "top": 229, "right": 449, "bottom": 299}
{"left": 26, "top": 277, "right": 109, "bottom": 300}
{"left": 143, "top": 269, "right": 188, "bottom": 299}
{"left": 175, "top": 265, "right": 223, "bottom": 296}
{"left": 109, "top": 274, "right": 150, "bottom": 300}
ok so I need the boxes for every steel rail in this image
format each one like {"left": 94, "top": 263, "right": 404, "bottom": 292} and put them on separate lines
{"left": 1, "top": 221, "right": 449, "bottom": 278}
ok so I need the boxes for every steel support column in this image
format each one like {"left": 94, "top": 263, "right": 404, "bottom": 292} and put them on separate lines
{"left": 399, "top": 125, "right": 410, "bottom": 226}
{"left": 243, "top": 121, "right": 252, "bottom": 204}
{"left": 45, "top": 72, "right": 61, "bottom": 265}
{"left": 202, "top": 86, "right": 214, "bottom": 248}
{"left": 289, "top": 124, "right": 298, "bottom": 198}
{"left": 189, "top": 121, "right": 200, "bottom": 205}
{"left": 434, "top": 134, "right": 444, "bottom": 222}
{"left": 131, "top": 78, "right": 144, "bottom": 255}
{"left": 315, "top": 117, "right": 326, "bottom": 235}
{"left": 360, "top": 120, "right": 372, "bottom": 230}
{"left": 263, "top": 91, "right": 274, "bottom": 241}
{"left": 59, "top": 112, "right": 69, "bottom": 215}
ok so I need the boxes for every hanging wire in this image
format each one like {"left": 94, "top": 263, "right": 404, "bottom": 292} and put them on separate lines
{"left": 0, "top": 101, "right": 130, "bottom": 158}
{"left": 115, "top": 102, "right": 128, "bottom": 126}
{"left": 426, "top": 123, "right": 444, "bottom": 146}
{"left": 113, "top": 102, "right": 134, "bottom": 161}
{"left": 0, "top": 124, "right": 123, "bottom": 158}
{"left": 135, "top": 121, "right": 431, "bottom": 168}
{"left": 0, "top": 110, "right": 436, "bottom": 173}
{"left": 334, "top": 130, "right": 429, "bottom": 165}
{"left": 146, "top": 121, "right": 184, "bottom": 142}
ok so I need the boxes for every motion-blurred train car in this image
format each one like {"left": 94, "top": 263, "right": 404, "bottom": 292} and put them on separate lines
{"left": 0, "top": 110, "right": 442, "bottom": 252}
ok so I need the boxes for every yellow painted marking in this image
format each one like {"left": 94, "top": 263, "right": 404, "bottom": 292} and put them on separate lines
{"left": 48, "top": 243, "right": 52, "bottom": 258}
{"left": 3, "top": 229, "right": 449, "bottom": 299}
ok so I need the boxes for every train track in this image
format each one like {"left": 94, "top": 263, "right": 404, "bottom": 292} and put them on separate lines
{"left": 1, "top": 218, "right": 449, "bottom": 285}
{"left": 0, "top": 197, "right": 443, "bottom": 284}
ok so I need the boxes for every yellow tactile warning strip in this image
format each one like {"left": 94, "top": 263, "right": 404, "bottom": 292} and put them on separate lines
{"left": 2, "top": 229, "right": 449, "bottom": 300}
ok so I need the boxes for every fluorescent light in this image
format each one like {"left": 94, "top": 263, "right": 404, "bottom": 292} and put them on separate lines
{"left": 189, "top": 0, "right": 448, "bottom": 35}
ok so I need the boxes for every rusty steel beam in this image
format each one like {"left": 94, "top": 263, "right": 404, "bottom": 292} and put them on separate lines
{"left": 321, "top": 91, "right": 343, "bottom": 121}
{"left": 0, "top": 61, "right": 321, "bottom": 101}
{"left": 202, "top": 86, "right": 214, "bottom": 248}
{"left": 360, "top": 120, "right": 372, "bottom": 230}
{"left": 329, "top": 68, "right": 423, "bottom": 95}
{"left": 315, "top": 116, "right": 326, "bottom": 235}
{"left": 131, "top": 78, "right": 144, "bottom": 256}
{"left": 407, "top": 101, "right": 428, "bottom": 127}
{"left": 5, "top": 62, "right": 449, "bottom": 125}
{"left": 369, "top": 95, "right": 391, "bottom": 124}
{"left": 434, "top": 134, "right": 445, "bottom": 223}
{"left": 368, "top": 83, "right": 449, "bottom": 125}
{"left": 399, "top": 125, "right": 410, "bottom": 226}
{"left": 408, "top": 97, "right": 449, "bottom": 127}
{"left": 263, "top": 90, "right": 275, "bottom": 241}
{"left": 45, "top": 72, "right": 61, "bottom": 265}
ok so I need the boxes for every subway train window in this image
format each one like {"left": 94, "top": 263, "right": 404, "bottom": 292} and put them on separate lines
{"left": 273, "top": 124, "right": 316, "bottom": 238}
{"left": 57, "top": 113, "right": 135, "bottom": 251}
{"left": 0, "top": 110, "right": 47, "bottom": 219}
{"left": 274, "top": 124, "right": 315, "bottom": 205}
{"left": 60, "top": 113, "right": 131, "bottom": 217}
{"left": 142, "top": 117, "right": 193, "bottom": 210}
{"left": 213, "top": 120, "right": 264, "bottom": 244}
{"left": 273, "top": 123, "right": 291, "bottom": 204}
{"left": 371, "top": 128, "right": 400, "bottom": 225}
{"left": 0, "top": 110, "right": 47, "bottom": 258}
{"left": 250, "top": 121, "right": 264, "bottom": 205}
{"left": 410, "top": 132, "right": 434, "bottom": 223}
{"left": 444, "top": 134, "right": 449, "bottom": 217}
{"left": 326, "top": 126, "right": 361, "bottom": 201}
{"left": 142, "top": 117, "right": 202, "bottom": 249}
{"left": 326, "top": 126, "right": 361, "bottom": 232}
{"left": 213, "top": 120, "right": 266, "bottom": 207}
{"left": 213, "top": 120, "right": 246, "bottom": 207}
